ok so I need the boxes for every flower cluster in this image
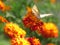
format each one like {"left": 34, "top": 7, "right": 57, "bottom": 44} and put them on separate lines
{"left": 0, "top": 0, "right": 10, "bottom": 12}
{"left": 22, "top": 7, "right": 58, "bottom": 38}
{"left": 2, "top": 2, "right": 58, "bottom": 45}
{"left": 4, "top": 22, "right": 41, "bottom": 45}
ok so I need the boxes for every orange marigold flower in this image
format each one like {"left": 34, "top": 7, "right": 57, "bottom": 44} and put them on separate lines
{"left": 27, "top": 7, "right": 32, "bottom": 13}
{"left": 0, "top": 1, "right": 5, "bottom": 11}
{"left": 4, "top": 22, "right": 26, "bottom": 38}
{"left": 40, "top": 23, "right": 58, "bottom": 38}
{"left": 50, "top": 0, "right": 56, "bottom": 4}
{"left": 0, "top": 16, "right": 9, "bottom": 23}
{"left": 11, "top": 37, "right": 30, "bottom": 45}
{"left": 26, "top": 37, "right": 41, "bottom": 45}
{"left": 0, "top": 1, "right": 11, "bottom": 12}
{"left": 46, "top": 43, "right": 55, "bottom": 45}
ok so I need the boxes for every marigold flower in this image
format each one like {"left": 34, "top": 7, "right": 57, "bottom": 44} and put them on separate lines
{"left": 23, "top": 7, "right": 39, "bottom": 27}
{"left": 0, "top": 1, "right": 5, "bottom": 11}
{"left": 46, "top": 43, "right": 55, "bottom": 45}
{"left": 0, "top": 1, "right": 10, "bottom": 12}
{"left": 22, "top": 7, "right": 44, "bottom": 31}
{"left": 11, "top": 37, "right": 30, "bottom": 45}
{"left": 40, "top": 23, "right": 58, "bottom": 38}
{"left": 50, "top": 0, "right": 56, "bottom": 4}
{"left": 23, "top": 12, "right": 39, "bottom": 27}
{"left": 0, "top": 16, "right": 9, "bottom": 23}
{"left": 30, "top": 21, "right": 44, "bottom": 31}
{"left": 4, "top": 22, "right": 26, "bottom": 38}
{"left": 26, "top": 37, "right": 41, "bottom": 45}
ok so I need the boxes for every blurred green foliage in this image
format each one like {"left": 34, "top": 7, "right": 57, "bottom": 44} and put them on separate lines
{"left": 0, "top": 0, "right": 60, "bottom": 45}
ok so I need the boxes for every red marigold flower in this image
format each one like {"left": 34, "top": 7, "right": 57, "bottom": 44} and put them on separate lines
{"left": 23, "top": 13, "right": 39, "bottom": 27}
{"left": 40, "top": 23, "right": 58, "bottom": 38}
{"left": 23, "top": 7, "right": 39, "bottom": 27}
{"left": 26, "top": 37, "right": 41, "bottom": 45}
{"left": 46, "top": 43, "right": 55, "bottom": 45}
{"left": 22, "top": 7, "right": 44, "bottom": 31}
{"left": 11, "top": 37, "right": 30, "bottom": 45}
{"left": 0, "top": 16, "right": 9, "bottom": 23}
{"left": 30, "top": 21, "right": 44, "bottom": 31}
{"left": 4, "top": 22, "right": 26, "bottom": 38}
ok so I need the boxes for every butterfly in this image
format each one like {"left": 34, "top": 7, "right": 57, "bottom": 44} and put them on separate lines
{"left": 32, "top": 5, "right": 53, "bottom": 18}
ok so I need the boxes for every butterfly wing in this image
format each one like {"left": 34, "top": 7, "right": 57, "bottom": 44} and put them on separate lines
{"left": 40, "top": 14, "right": 53, "bottom": 18}
{"left": 32, "top": 5, "right": 40, "bottom": 18}
{"left": 32, "top": 5, "right": 53, "bottom": 18}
